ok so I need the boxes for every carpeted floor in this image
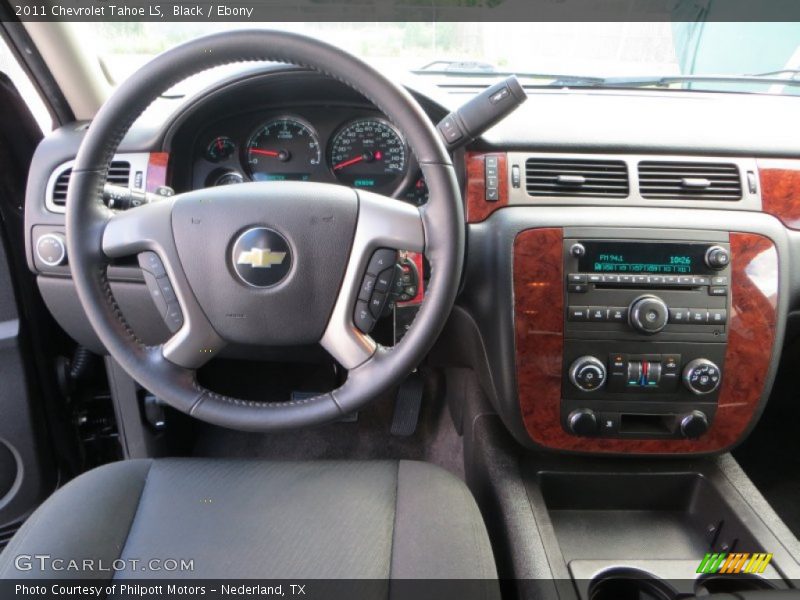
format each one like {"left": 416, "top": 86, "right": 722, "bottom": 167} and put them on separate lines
{"left": 191, "top": 361, "right": 465, "bottom": 479}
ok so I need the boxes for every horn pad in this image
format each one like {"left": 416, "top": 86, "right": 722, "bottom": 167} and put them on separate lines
{"left": 171, "top": 181, "right": 358, "bottom": 346}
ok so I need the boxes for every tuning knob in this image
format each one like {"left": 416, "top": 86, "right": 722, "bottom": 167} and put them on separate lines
{"left": 705, "top": 245, "right": 730, "bottom": 270}
{"left": 680, "top": 410, "right": 709, "bottom": 439}
{"left": 568, "top": 408, "right": 599, "bottom": 436}
{"left": 682, "top": 358, "right": 722, "bottom": 395}
{"left": 569, "top": 356, "right": 606, "bottom": 392}
{"left": 628, "top": 295, "right": 669, "bottom": 335}
{"left": 35, "top": 233, "right": 67, "bottom": 267}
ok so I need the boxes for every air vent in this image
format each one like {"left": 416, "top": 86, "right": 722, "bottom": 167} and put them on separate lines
{"left": 50, "top": 161, "right": 131, "bottom": 207}
{"left": 525, "top": 158, "right": 629, "bottom": 198}
{"left": 638, "top": 161, "right": 742, "bottom": 200}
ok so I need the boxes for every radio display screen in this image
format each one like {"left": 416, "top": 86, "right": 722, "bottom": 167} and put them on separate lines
{"left": 577, "top": 241, "right": 715, "bottom": 275}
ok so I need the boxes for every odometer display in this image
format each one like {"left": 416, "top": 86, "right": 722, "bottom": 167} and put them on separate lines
{"left": 246, "top": 117, "right": 321, "bottom": 182}
{"left": 329, "top": 118, "right": 407, "bottom": 188}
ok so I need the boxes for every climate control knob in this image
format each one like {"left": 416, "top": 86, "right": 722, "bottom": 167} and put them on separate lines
{"left": 569, "top": 356, "right": 606, "bottom": 392}
{"left": 705, "top": 245, "right": 730, "bottom": 270}
{"left": 568, "top": 409, "right": 599, "bottom": 436}
{"left": 628, "top": 295, "right": 669, "bottom": 335}
{"left": 682, "top": 359, "right": 722, "bottom": 395}
{"left": 680, "top": 410, "right": 710, "bottom": 439}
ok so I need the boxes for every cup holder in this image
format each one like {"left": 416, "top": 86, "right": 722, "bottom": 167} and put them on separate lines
{"left": 695, "top": 573, "right": 777, "bottom": 596}
{"left": 589, "top": 568, "right": 676, "bottom": 600}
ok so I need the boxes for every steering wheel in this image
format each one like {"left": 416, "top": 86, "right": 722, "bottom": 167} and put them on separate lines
{"left": 66, "top": 30, "right": 464, "bottom": 431}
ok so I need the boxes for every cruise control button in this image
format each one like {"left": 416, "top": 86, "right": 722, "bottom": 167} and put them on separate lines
{"left": 143, "top": 271, "right": 168, "bottom": 316}
{"left": 354, "top": 301, "right": 376, "bottom": 333}
{"left": 359, "top": 274, "right": 376, "bottom": 301}
{"left": 138, "top": 251, "right": 167, "bottom": 278}
{"left": 404, "top": 285, "right": 417, "bottom": 298}
{"left": 164, "top": 302, "right": 184, "bottom": 333}
{"left": 689, "top": 309, "right": 709, "bottom": 324}
{"left": 669, "top": 307, "right": 689, "bottom": 323}
{"left": 367, "top": 249, "right": 397, "bottom": 275}
{"left": 708, "top": 309, "right": 727, "bottom": 324}
{"left": 156, "top": 276, "right": 177, "bottom": 304}
{"left": 568, "top": 307, "right": 589, "bottom": 321}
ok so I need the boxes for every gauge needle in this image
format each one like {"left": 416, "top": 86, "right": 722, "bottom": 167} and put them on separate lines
{"left": 333, "top": 151, "right": 382, "bottom": 171}
{"left": 249, "top": 149, "right": 281, "bottom": 157}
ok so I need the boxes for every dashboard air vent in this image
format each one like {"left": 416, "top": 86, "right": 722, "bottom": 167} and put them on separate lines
{"left": 50, "top": 161, "right": 131, "bottom": 207}
{"left": 638, "top": 161, "right": 742, "bottom": 200}
{"left": 525, "top": 158, "right": 629, "bottom": 198}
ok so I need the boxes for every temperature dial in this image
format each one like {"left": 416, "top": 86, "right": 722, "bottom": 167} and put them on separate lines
{"left": 569, "top": 356, "right": 606, "bottom": 392}
{"left": 682, "top": 359, "right": 722, "bottom": 395}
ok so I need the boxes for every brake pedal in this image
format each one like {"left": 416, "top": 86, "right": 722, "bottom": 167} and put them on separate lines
{"left": 390, "top": 372, "right": 424, "bottom": 436}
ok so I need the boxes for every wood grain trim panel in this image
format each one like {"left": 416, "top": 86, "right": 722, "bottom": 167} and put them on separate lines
{"left": 146, "top": 152, "right": 169, "bottom": 193}
{"left": 465, "top": 152, "right": 508, "bottom": 223}
{"left": 514, "top": 230, "right": 777, "bottom": 454}
{"left": 759, "top": 159, "right": 800, "bottom": 230}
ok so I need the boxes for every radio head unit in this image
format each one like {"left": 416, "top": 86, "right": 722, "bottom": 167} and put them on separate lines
{"left": 576, "top": 241, "right": 719, "bottom": 276}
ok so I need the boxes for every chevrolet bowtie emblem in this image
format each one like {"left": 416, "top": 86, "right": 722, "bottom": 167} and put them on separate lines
{"left": 236, "top": 248, "right": 287, "bottom": 269}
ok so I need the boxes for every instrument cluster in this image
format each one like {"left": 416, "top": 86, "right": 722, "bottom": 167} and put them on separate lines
{"left": 192, "top": 107, "right": 429, "bottom": 205}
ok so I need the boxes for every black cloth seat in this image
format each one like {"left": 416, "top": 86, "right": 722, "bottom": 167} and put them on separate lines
{"left": 0, "top": 459, "right": 498, "bottom": 588}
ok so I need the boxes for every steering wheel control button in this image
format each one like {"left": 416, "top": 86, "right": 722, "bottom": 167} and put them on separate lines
{"left": 143, "top": 271, "right": 169, "bottom": 317}
{"left": 375, "top": 268, "right": 395, "bottom": 293}
{"left": 156, "top": 277, "right": 177, "bottom": 304}
{"left": 231, "top": 227, "right": 292, "bottom": 288}
{"left": 683, "top": 359, "right": 722, "bottom": 395}
{"left": 569, "top": 356, "right": 607, "bottom": 392}
{"left": 628, "top": 295, "right": 669, "bottom": 335}
{"left": 164, "top": 302, "right": 185, "bottom": 333}
{"left": 354, "top": 301, "right": 376, "bottom": 334}
{"left": 138, "top": 251, "right": 167, "bottom": 278}
{"left": 358, "top": 274, "right": 376, "bottom": 301}
{"left": 367, "top": 248, "right": 398, "bottom": 275}
{"left": 369, "top": 292, "right": 388, "bottom": 318}
{"left": 36, "top": 233, "right": 67, "bottom": 267}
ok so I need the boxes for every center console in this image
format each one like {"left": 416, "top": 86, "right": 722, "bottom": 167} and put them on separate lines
{"left": 561, "top": 236, "right": 731, "bottom": 440}
{"left": 511, "top": 224, "right": 779, "bottom": 455}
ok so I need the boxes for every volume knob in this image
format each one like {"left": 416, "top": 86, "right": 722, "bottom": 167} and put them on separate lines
{"left": 705, "top": 246, "right": 730, "bottom": 270}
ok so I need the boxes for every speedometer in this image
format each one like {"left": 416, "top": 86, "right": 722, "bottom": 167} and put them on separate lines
{"left": 245, "top": 117, "right": 321, "bottom": 182}
{"left": 329, "top": 118, "right": 407, "bottom": 189}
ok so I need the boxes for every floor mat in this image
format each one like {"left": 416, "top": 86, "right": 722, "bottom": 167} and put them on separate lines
{"left": 191, "top": 367, "right": 465, "bottom": 479}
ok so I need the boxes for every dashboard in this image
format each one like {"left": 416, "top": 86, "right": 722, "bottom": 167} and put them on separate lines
{"left": 21, "top": 65, "right": 800, "bottom": 457}
{"left": 190, "top": 107, "right": 428, "bottom": 206}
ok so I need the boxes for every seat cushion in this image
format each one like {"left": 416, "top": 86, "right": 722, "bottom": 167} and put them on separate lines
{"left": 0, "top": 459, "right": 497, "bottom": 585}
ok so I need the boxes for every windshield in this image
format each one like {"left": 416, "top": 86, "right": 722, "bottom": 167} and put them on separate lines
{"left": 80, "top": 22, "right": 800, "bottom": 95}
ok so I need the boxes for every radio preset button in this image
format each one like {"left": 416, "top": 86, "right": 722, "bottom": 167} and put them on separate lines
{"left": 678, "top": 276, "right": 694, "bottom": 285}
{"left": 568, "top": 284, "right": 588, "bottom": 293}
{"left": 568, "top": 273, "right": 587, "bottom": 283}
{"left": 633, "top": 275, "right": 648, "bottom": 284}
{"left": 619, "top": 275, "right": 634, "bottom": 284}
{"left": 709, "top": 286, "right": 728, "bottom": 296}
{"left": 711, "top": 276, "right": 728, "bottom": 286}
{"left": 664, "top": 276, "right": 679, "bottom": 285}
{"left": 708, "top": 309, "right": 727, "bottom": 324}
{"left": 689, "top": 309, "right": 709, "bottom": 324}
{"left": 588, "top": 307, "right": 608, "bottom": 321}
{"left": 588, "top": 274, "right": 602, "bottom": 283}
{"left": 669, "top": 307, "right": 689, "bottom": 323}
{"left": 568, "top": 307, "right": 589, "bottom": 321}
{"left": 648, "top": 275, "right": 665, "bottom": 285}
{"left": 609, "top": 307, "right": 628, "bottom": 322}
{"left": 602, "top": 274, "right": 620, "bottom": 283}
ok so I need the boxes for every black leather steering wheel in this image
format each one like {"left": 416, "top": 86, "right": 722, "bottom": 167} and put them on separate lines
{"left": 66, "top": 30, "right": 464, "bottom": 431}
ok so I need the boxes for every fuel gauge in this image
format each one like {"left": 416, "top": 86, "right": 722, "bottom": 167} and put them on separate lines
{"left": 206, "top": 136, "right": 236, "bottom": 162}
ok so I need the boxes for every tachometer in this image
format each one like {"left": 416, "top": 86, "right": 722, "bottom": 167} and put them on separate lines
{"left": 329, "top": 118, "right": 407, "bottom": 189}
{"left": 245, "top": 117, "right": 321, "bottom": 182}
